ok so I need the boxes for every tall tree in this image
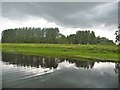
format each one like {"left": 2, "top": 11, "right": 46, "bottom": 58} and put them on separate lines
{"left": 1, "top": 27, "right": 115, "bottom": 45}
{"left": 115, "top": 25, "right": 120, "bottom": 45}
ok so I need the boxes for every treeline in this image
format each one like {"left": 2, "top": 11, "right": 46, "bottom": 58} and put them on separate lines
{"left": 1, "top": 27, "right": 115, "bottom": 44}
{"left": 2, "top": 52, "right": 95, "bottom": 69}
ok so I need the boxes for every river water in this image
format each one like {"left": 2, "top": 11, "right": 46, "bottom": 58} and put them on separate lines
{"left": 1, "top": 52, "right": 119, "bottom": 88}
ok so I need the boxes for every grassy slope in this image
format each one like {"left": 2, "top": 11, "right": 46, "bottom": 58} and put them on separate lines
{"left": 0, "top": 43, "right": 119, "bottom": 61}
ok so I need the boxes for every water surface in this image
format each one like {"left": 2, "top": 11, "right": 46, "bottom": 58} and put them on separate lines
{"left": 2, "top": 52, "right": 119, "bottom": 88}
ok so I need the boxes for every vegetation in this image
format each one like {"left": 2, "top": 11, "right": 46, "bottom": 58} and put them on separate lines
{"left": 1, "top": 43, "right": 118, "bottom": 61}
{"left": 115, "top": 24, "right": 120, "bottom": 45}
{"left": 1, "top": 27, "right": 118, "bottom": 62}
{"left": 2, "top": 27, "right": 114, "bottom": 45}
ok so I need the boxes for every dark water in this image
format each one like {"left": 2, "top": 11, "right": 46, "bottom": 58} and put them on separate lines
{"left": 1, "top": 52, "right": 119, "bottom": 88}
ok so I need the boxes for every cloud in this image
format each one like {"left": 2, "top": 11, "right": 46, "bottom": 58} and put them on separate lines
{"left": 1, "top": 2, "right": 118, "bottom": 41}
{"left": 2, "top": 2, "right": 118, "bottom": 28}
{"left": 0, "top": 16, "right": 116, "bottom": 42}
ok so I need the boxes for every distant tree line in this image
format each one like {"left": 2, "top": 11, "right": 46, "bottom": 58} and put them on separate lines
{"left": 2, "top": 27, "right": 115, "bottom": 44}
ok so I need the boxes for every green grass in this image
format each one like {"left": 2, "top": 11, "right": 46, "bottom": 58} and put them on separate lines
{"left": 0, "top": 43, "right": 119, "bottom": 61}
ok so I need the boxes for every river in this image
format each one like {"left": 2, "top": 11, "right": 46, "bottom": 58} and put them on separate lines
{"left": 1, "top": 52, "right": 119, "bottom": 88}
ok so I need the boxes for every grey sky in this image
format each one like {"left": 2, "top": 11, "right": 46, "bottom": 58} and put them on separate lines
{"left": 2, "top": 2, "right": 118, "bottom": 28}
{"left": 0, "top": 2, "right": 118, "bottom": 41}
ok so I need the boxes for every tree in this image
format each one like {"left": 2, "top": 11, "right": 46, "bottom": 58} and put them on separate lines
{"left": 90, "top": 31, "right": 96, "bottom": 44}
{"left": 57, "top": 34, "right": 67, "bottom": 44}
{"left": 115, "top": 25, "right": 120, "bottom": 44}
{"left": 67, "top": 34, "right": 76, "bottom": 44}
{"left": 1, "top": 27, "right": 115, "bottom": 45}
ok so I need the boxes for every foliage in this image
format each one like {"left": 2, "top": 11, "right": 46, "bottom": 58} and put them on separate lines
{"left": 115, "top": 25, "right": 120, "bottom": 44}
{"left": 2, "top": 27, "right": 115, "bottom": 45}
{"left": 2, "top": 43, "right": 118, "bottom": 61}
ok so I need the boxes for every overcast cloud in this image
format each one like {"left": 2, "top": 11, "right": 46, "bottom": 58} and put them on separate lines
{"left": 1, "top": 2, "right": 118, "bottom": 41}
{"left": 2, "top": 2, "right": 118, "bottom": 28}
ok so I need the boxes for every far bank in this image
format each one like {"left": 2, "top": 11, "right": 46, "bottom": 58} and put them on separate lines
{"left": 1, "top": 43, "right": 119, "bottom": 62}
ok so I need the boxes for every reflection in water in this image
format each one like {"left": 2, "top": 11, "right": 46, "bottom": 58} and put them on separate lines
{"left": 2, "top": 52, "right": 118, "bottom": 76}
{"left": 2, "top": 52, "right": 59, "bottom": 69}
{"left": 2, "top": 52, "right": 119, "bottom": 72}
{"left": 2, "top": 52, "right": 98, "bottom": 69}
{"left": 2, "top": 52, "right": 118, "bottom": 69}
{"left": 2, "top": 52, "right": 119, "bottom": 73}
{"left": 0, "top": 53, "right": 2, "bottom": 90}
{"left": 115, "top": 63, "right": 120, "bottom": 88}
{"left": 2, "top": 52, "right": 118, "bottom": 88}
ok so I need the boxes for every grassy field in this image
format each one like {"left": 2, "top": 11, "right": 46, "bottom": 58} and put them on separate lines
{"left": 0, "top": 43, "right": 119, "bottom": 61}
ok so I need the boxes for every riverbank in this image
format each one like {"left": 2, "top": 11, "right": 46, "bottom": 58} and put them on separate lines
{"left": 1, "top": 43, "right": 119, "bottom": 61}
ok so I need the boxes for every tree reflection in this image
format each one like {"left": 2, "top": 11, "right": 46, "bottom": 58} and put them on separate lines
{"left": 2, "top": 52, "right": 116, "bottom": 70}
{"left": 2, "top": 52, "right": 60, "bottom": 69}
{"left": 115, "top": 62, "right": 120, "bottom": 88}
{"left": 65, "top": 59, "right": 95, "bottom": 69}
